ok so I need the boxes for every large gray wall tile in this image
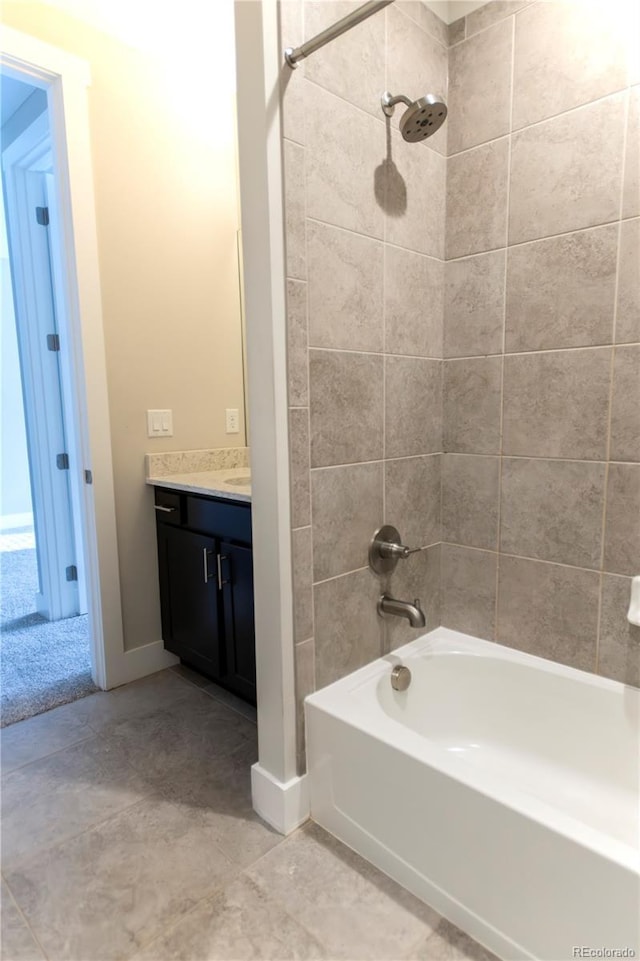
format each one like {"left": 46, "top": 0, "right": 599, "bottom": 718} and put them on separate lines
{"left": 294, "top": 639, "right": 315, "bottom": 774}
{"left": 312, "top": 462, "right": 383, "bottom": 581}
{"left": 292, "top": 527, "right": 313, "bottom": 643}
{"left": 502, "top": 349, "right": 611, "bottom": 459}
{"left": 307, "top": 220, "right": 384, "bottom": 352}
{"left": 442, "top": 454, "right": 500, "bottom": 550}
{"left": 385, "top": 247, "right": 443, "bottom": 358}
{"left": 305, "top": 82, "right": 385, "bottom": 239}
{"left": 500, "top": 458, "right": 606, "bottom": 568}
{"left": 448, "top": 18, "right": 512, "bottom": 154}
{"left": 616, "top": 218, "right": 640, "bottom": 344}
{"left": 512, "top": 1, "right": 627, "bottom": 130}
{"left": 385, "top": 131, "right": 446, "bottom": 257}
{"left": 287, "top": 279, "right": 309, "bottom": 407}
{"left": 289, "top": 408, "right": 311, "bottom": 528}
{"left": 444, "top": 250, "right": 505, "bottom": 358}
{"left": 279, "top": 0, "right": 305, "bottom": 145}
{"left": 441, "top": 544, "right": 497, "bottom": 638}
{"left": 314, "top": 569, "right": 383, "bottom": 688}
{"left": 466, "top": 1, "right": 530, "bottom": 37}
{"left": 385, "top": 357, "right": 442, "bottom": 457}
{"left": 598, "top": 574, "right": 640, "bottom": 687}
{"left": 396, "top": 1, "right": 449, "bottom": 46}
{"left": 622, "top": 86, "right": 640, "bottom": 219}
{"left": 283, "top": 139, "right": 306, "bottom": 280}
{"left": 610, "top": 346, "right": 640, "bottom": 462}
{"left": 509, "top": 95, "right": 626, "bottom": 245}
{"left": 387, "top": 6, "right": 448, "bottom": 156}
{"left": 1, "top": 879, "right": 46, "bottom": 961}
{"left": 498, "top": 556, "right": 599, "bottom": 672}
{"left": 386, "top": 545, "right": 441, "bottom": 650}
{"left": 304, "top": 0, "right": 385, "bottom": 119}
{"left": 443, "top": 356, "right": 502, "bottom": 454}
{"left": 309, "top": 350, "right": 384, "bottom": 467}
{"left": 604, "top": 464, "right": 640, "bottom": 575}
{"left": 385, "top": 455, "right": 441, "bottom": 549}
{"left": 446, "top": 138, "right": 509, "bottom": 258}
{"left": 505, "top": 225, "right": 618, "bottom": 352}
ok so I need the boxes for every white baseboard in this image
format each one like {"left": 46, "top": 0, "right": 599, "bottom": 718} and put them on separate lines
{"left": 251, "top": 763, "right": 309, "bottom": 835}
{"left": 106, "top": 639, "right": 179, "bottom": 689}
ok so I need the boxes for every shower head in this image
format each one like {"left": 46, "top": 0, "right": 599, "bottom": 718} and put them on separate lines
{"left": 381, "top": 91, "right": 447, "bottom": 143}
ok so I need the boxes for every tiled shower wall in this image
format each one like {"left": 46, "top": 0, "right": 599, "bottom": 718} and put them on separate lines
{"left": 442, "top": 1, "right": 639, "bottom": 686}
{"left": 279, "top": 0, "right": 448, "bottom": 770}
{"left": 280, "top": 0, "right": 640, "bottom": 769}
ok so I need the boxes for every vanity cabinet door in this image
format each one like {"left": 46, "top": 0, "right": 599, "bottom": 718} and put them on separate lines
{"left": 157, "top": 524, "right": 222, "bottom": 678}
{"left": 220, "top": 542, "right": 256, "bottom": 704}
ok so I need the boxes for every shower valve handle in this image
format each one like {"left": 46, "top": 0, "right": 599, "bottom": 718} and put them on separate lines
{"left": 379, "top": 541, "right": 420, "bottom": 560}
{"left": 369, "top": 525, "right": 421, "bottom": 575}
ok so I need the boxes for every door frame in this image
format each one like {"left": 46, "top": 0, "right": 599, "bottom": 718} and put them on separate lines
{"left": 1, "top": 26, "right": 124, "bottom": 689}
{"left": 3, "top": 113, "right": 84, "bottom": 622}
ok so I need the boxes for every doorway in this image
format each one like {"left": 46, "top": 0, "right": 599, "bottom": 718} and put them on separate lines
{"left": 1, "top": 72, "right": 96, "bottom": 724}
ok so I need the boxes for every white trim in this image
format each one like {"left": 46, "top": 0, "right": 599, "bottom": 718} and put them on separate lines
{"left": 251, "top": 763, "right": 309, "bottom": 835}
{"left": 106, "top": 640, "right": 178, "bottom": 690}
{"left": 1, "top": 27, "right": 127, "bottom": 688}
{"left": 235, "top": 0, "right": 299, "bottom": 807}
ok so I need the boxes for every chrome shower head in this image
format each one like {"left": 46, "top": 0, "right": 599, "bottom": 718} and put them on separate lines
{"left": 381, "top": 91, "right": 447, "bottom": 142}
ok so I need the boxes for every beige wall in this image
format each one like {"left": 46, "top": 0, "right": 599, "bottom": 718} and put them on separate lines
{"left": 442, "top": 0, "right": 639, "bottom": 684}
{"left": 281, "top": 0, "right": 640, "bottom": 770}
{"left": 1, "top": 1, "right": 246, "bottom": 651}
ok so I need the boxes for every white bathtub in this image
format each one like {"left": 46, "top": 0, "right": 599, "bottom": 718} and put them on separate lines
{"left": 305, "top": 628, "right": 640, "bottom": 960}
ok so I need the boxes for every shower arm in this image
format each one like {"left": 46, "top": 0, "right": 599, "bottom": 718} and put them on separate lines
{"left": 284, "top": 0, "right": 394, "bottom": 68}
{"left": 381, "top": 92, "right": 413, "bottom": 117}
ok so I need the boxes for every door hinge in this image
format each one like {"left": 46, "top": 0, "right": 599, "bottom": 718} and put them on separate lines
{"left": 36, "top": 206, "right": 50, "bottom": 226}
{"left": 47, "top": 333, "right": 61, "bottom": 352}
{"left": 56, "top": 453, "right": 70, "bottom": 470}
{"left": 66, "top": 565, "right": 78, "bottom": 582}
{"left": 84, "top": 469, "right": 93, "bottom": 485}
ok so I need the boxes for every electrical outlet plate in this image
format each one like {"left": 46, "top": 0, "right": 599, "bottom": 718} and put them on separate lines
{"left": 147, "top": 409, "right": 173, "bottom": 437}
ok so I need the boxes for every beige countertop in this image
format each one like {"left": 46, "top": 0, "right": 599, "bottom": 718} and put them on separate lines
{"left": 146, "top": 468, "right": 251, "bottom": 503}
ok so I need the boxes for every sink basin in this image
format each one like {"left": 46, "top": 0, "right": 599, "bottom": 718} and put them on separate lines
{"left": 224, "top": 475, "right": 251, "bottom": 487}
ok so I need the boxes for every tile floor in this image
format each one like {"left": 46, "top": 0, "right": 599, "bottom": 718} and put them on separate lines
{"left": 1, "top": 667, "right": 496, "bottom": 961}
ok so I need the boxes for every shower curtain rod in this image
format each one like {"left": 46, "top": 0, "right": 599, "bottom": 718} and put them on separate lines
{"left": 284, "top": 0, "right": 394, "bottom": 68}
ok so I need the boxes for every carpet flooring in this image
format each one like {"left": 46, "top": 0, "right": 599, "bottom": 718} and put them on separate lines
{"left": 0, "top": 548, "right": 97, "bottom": 727}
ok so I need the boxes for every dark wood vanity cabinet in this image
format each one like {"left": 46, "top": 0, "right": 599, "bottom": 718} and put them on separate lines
{"left": 154, "top": 488, "right": 256, "bottom": 704}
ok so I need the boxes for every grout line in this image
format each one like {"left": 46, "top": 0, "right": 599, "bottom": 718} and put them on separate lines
{"left": 447, "top": 86, "right": 629, "bottom": 161}
{"left": 440, "top": 543, "right": 608, "bottom": 576}
{"left": 308, "top": 344, "right": 443, "bottom": 361}
{"left": 443, "top": 342, "right": 633, "bottom": 361}
{"left": 305, "top": 213, "right": 444, "bottom": 262}
{"left": 1, "top": 873, "right": 51, "bottom": 960}
{"left": 310, "top": 453, "right": 442, "bottom": 472}
{"left": 440, "top": 452, "right": 640, "bottom": 466}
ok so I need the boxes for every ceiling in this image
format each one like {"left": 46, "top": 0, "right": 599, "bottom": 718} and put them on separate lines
{"left": 424, "top": 0, "right": 487, "bottom": 23}
{"left": 1, "top": 75, "right": 38, "bottom": 126}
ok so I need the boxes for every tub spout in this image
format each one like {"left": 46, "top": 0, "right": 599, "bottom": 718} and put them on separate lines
{"left": 377, "top": 594, "right": 426, "bottom": 628}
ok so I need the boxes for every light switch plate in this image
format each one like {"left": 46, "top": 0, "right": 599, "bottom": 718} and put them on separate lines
{"left": 147, "top": 409, "right": 173, "bottom": 437}
{"left": 225, "top": 408, "right": 240, "bottom": 434}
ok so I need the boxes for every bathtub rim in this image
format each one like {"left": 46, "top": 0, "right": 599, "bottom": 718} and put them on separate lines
{"left": 305, "top": 627, "right": 640, "bottom": 875}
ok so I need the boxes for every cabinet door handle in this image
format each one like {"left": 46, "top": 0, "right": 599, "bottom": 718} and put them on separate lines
{"left": 217, "top": 553, "right": 229, "bottom": 590}
{"left": 155, "top": 504, "right": 177, "bottom": 513}
{"left": 203, "top": 548, "right": 214, "bottom": 583}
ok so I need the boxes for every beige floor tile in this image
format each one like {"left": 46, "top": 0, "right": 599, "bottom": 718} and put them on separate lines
{"left": 70, "top": 669, "right": 195, "bottom": 735}
{"left": 0, "top": 880, "right": 46, "bottom": 961}
{"left": 105, "top": 690, "right": 257, "bottom": 789}
{"left": 246, "top": 821, "right": 439, "bottom": 959}
{"left": 131, "top": 875, "right": 326, "bottom": 961}
{"left": 1, "top": 734, "right": 147, "bottom": 870}
{"left": 1, "top": 699, "right": 93, "bottom": 775}
{"left": 5, "top": 796, "right": 236, "bottom": 961}
{"left": 408, "top": 917, "right": 500, "bottom": 960}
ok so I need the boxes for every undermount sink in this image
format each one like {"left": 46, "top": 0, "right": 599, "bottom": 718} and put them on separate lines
{"left": 224, "top": 475, "right": 251, "bottom": 487}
